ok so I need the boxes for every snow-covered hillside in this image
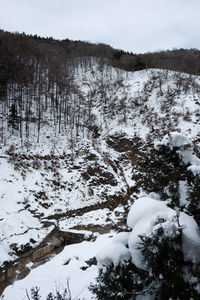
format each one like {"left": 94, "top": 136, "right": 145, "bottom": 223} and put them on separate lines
{"left": 2, "top": 197, "right": 200, "bottom": 299}
{"left": 1, "top": 60, "right": 200, "bottom": 298}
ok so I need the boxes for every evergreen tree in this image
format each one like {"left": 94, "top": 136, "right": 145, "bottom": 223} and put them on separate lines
{"left": 138, "top": 216, "right": 199, "bottom": 300}
{"left": 89, "top": 260, "right": 150, "bottom": 300}
{"left": 90, "top": 216, "right": 200, "bottom": 300}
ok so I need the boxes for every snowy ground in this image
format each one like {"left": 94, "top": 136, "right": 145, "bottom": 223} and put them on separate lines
{"left": 3, "top": 196, "right": 200, "bottom": 299}
{"left": 1, "top": 63, "right": 200, "bottom": 292}
{"left": 0, "top": 145, "right": 128, "bottom": 265}
{"left": 2, "top": 233, "right": 114, "bottom": 300}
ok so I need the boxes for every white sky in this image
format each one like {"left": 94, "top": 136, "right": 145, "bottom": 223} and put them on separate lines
{"left": 0, "top": 0, "right": 199, "bottom": 53}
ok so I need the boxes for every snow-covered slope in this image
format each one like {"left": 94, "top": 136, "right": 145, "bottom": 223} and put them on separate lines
{"left": 1, "top": 60, "right": 200, "bottom": 297}
{"left": 2, "top": 234, "right": 113, "bottom": 300}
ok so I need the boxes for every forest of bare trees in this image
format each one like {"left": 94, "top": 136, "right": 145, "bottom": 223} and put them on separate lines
{"left": 1, "top": 29, "right": 200, "bottom": 151}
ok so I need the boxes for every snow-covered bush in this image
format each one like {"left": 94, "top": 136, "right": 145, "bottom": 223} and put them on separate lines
{"left": 133, "top": 132, "right": 200, "bottom": 225}
{"left": 136, "top": 216, "right": 197, "bottom": 299}
{"left": 89, "top": 259, "right": 150, "bottom": 300}
{"left": 91, "top": 197, "right": 200, "bottom": 299}
{"left": 154, "top": 132, "right": 200, "bottom": 225}
{"left": 155, "top": 131, "right": 200, "bottom": 174}
{"left": 96, "top": 241, "right": 131, "bottom": 267}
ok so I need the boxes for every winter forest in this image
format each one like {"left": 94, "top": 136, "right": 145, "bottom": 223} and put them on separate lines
{"left": 0, "top": 30, "right": 200, "bottom": 300}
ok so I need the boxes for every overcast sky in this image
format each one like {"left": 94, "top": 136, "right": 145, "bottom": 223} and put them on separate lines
{"left": 0, "top": 0, "right": 199, "bottom": 53}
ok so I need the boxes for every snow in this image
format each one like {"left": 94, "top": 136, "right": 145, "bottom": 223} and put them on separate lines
{"left": 127, "top": 206, "right": 176, "bottom": 270}
{"left": 0, "top": 155, "right": 54, "bottom": 265}
{"left": 88, "top": 197, "right": 200, "bottom": 273}
{"left": 81, "top": 197, "right": 200, "bottom": 273}
{"left": 96, "top": 242, "right": 131, "bottom": 267}
{"left": 127, "top": 197, "right": 174, "bottom": 229}
{"left": 187, "top": 164, "right": 200, "bottom": 175}
{"left": 59, "top": 206, "right": 126, "bottom": 233}
{"left": 178, "top": 180, "right": 188, "bottom": 207}
{"left": 127, "top": 197, "right": 200, "bottom": 269}
{"left": 178, "top": 149, "right": 200, "bottom": 166}
{"left": 154, "top": 219, "right": 178, "bottom": 238}
{"left": 0, "top": 137, "right": 129, "bottom": 265}
{"left": 155, "top": 131, "right": 192, "bottom": 150}
{"left": 3, "top": 196, "right": 199, "bottom": 299}
{"left": 112, "top": 231, "right": 130, "bottom": 246}
{"left": 179, "top": 212, "right": 200, "bottom": 263}
{"left": 2, "top": 234, "right": 113, "bottom": 300}
{"left": 155, "top": 132, "right": 200, "bottom": 175}
{"left": 1, "top": 62, "right": 200, "bottom": 297}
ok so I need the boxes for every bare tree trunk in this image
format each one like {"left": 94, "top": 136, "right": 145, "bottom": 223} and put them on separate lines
{"left": 19, "top": 84, "right": 23, "bottom": 148}
{"left": 37, "top": 94, "right": 41, "bottom": 143}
